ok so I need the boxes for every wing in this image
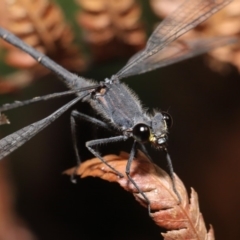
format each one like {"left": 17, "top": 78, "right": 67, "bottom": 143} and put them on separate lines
{"left": 0, "top": 96, "right": 82, "bottom": 160}
{"left": 116, "top": 0, "right": 232, "bottom": 79}
{"left": 0, "top": 28, "right": 84, "bottom": 89}
{"left": 116, "top": 36, "right": 236, "bottom": 78}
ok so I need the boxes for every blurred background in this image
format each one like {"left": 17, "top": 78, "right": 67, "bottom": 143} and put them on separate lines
{"left": 0, "top": 0, "right": 240, "bottom": 239}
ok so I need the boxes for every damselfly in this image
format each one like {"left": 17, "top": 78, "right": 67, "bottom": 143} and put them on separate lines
{"left": 0, "top": 0, "right": 234, "bottom": 213}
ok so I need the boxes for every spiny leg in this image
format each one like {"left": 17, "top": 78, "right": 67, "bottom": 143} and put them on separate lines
{"left": 70, "top": 113, "right": 82, "bottom": 183}
{"left": 71, "top": 110, "right": 111, "bottom": 131}
{"left": 139, "top": 143, "right": 152, "bottom": 162}
{"left": 126, "top": 141, "right": 151, "bottom": 214}
{"left": 164, "top": 148, "right": 181, "bottom": 204}
{"left": 86, "top": 136, "right": 128, "bottom": 178}
{"left": 70, "top": 110, "right": 113, "bottom": 182}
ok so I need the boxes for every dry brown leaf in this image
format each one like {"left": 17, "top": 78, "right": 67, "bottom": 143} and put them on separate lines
{"left": 150, "top": 0, "right": 240, "bottom": 73}
{"left": 76, "top": 0, "right": 146, "bottom": 61}
{"left": 64, "top": 151, "right": 214, "bottom": 240}
{"left": 0, "top": 113, "right": 10, "bottom": 125}
{"left": 0, "top": 0, "right": 85, "bottom": 93}
{"left": 0, "top": 0, "right": 84, "bottom": 70}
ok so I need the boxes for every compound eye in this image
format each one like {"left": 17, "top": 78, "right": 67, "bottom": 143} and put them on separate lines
{"left": 162, "top": 112, "right": 173, "bottom": 128}
{"left": 132, "top": 124, "right": 150, "bottom": 143}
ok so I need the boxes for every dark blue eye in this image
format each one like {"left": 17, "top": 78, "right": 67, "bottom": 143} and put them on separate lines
{"left": 132, "top": 124, "right": 150, "bottom": 143}
{"left": 162, "top": 112, "right": 173, "bottom": 128}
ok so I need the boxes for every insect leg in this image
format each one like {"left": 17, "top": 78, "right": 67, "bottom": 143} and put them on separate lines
{"left": 138, "top": 143, "right": 152, "bottom": 162}
{"left": 0, "top": 94, "right": 87, "bottom": 161}
{"left": 126, "top": 141, "right": 151, "bottom": 214}
{"left": 0, "top": 85, "right": 99, "bottom": 112}
{"left": 70, "top": 110, "right": 113, "bottom": 182}
{"left": 164, "top": 148, "right": 181, "bottom": 204}
{"left": 71, "top": 110, "right": 111, "bottom": 131}
{"left": 70, "top": 113, "right": 82, "bottom": 183}
{"left": 86, "top": 136, "right": 128, "bottom": 178}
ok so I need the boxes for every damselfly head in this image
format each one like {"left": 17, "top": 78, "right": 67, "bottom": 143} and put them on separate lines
{"left": 131, "top": 112, "right": 171, "bottom": 149}
{"left": 149, "top": 112, "right": 172, "bottom": 149}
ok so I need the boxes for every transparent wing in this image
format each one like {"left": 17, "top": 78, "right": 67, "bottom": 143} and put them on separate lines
{"left": 116, "top": 0, "right": 232, "bottom": 79}
{"left": 116, "top": 36, "right": 236, "bottom": 77}
{"left": 0, "top": 28, "right": 84, "bottom": 89}
{"left": 0, "top": 96, "right": 82, "bottom": 160}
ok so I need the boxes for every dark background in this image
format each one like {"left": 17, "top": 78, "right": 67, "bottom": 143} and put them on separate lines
{"left": 1, "top": 1, "right": 240, "bottom": 239}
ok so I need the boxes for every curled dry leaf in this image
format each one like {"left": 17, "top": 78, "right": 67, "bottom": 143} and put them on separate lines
{"left": 76, "top": 0, "right": 146, "bottom": 61}
{"left": 64, "top": 151, "right": 215, "bottom": 240}
{"left": 0, "top": 0, "right": 85, "bottom": 93}
{"left": 0, "top": 113, "right": 10, "bottom": 125}
{"left": 150, "top": 0, "right": 240, "bottom": 73}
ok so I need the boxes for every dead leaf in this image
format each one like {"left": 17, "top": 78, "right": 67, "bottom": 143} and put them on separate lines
{"left": 76, "top": 0, "right": 146, "bottom": 61}
{"left": 0, "top": 113, "right": 10, "bottom": 125}
{"left": 0, "top": 0, "right": 85, "bottom": 92}
{"left": 64, "top": 151, "right": 215, "bottom": 240}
